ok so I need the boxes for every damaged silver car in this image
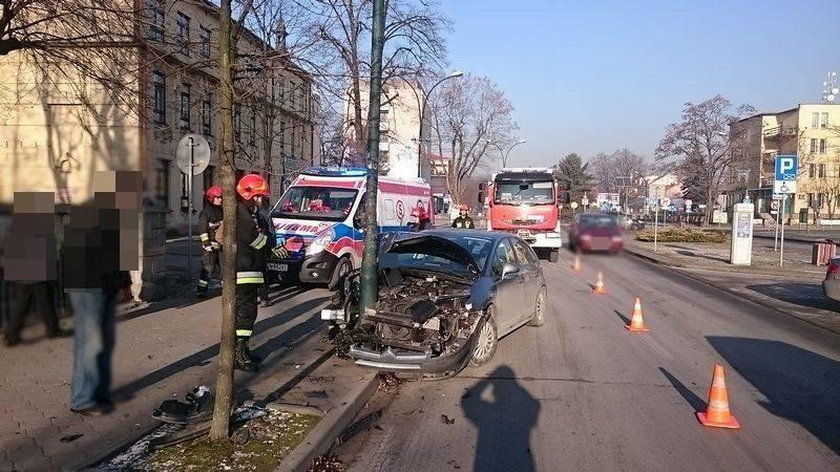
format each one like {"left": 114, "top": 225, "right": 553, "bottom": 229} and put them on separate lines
{"left": 323, "top": 230, "right": 547, "bottom": 377}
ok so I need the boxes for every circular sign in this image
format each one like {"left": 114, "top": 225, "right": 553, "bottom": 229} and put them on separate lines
{"left": 570, "top": 201, "right": 579, "bottom": 210}
{"left": 770, "top": 200, "right": 780, "bottom": 211}
{"left": 176, "top": 133, "right": 211, "bottom": 176}
{"left": 661, "top": 197, "right": 671, "bottom": 207}
{"left": 396, "top": 200, "right": 405, "bottom": 219}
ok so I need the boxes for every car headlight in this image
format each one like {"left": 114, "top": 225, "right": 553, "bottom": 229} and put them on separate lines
{"left": 580, "top": 234, "right": 591, "bottom": 240}
{"left": 306, "top": 230, "right": 335, "bottom": 256}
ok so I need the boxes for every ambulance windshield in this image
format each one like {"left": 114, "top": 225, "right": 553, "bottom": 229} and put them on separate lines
{"left": 272, "top": 186, "right": 358, "bottom": 221}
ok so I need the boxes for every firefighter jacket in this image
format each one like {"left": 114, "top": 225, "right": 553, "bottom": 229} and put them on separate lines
{"left": 451, "top": 216, "right": 475, "bottom": 229}
{"left": 236, "top": 201, "right": 268, "bottom": 284}
{"left": 197, "top": 204, "right": 223, "bottom": 249}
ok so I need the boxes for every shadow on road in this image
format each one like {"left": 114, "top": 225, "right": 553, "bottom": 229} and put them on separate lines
{"left": 612, "top": 310, "right": 631, "bottom": 325}
{"left": 674, "top": 249, "right": 729, "bottom": 263}
{"left": 462, "top": 365, "right": 540, "bottom": 472}
{"left": 708, "top": 336, "right": 840, "bottom": 455}
{"left": 745, "top": 283, "right": 839, "bottom": 313}
{"left": 658, "top": 367, "right": 706, "bottom": 412}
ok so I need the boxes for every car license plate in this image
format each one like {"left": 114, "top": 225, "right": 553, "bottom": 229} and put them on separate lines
{"left": 267, "top": 262, "right": 288, "bottom": 272}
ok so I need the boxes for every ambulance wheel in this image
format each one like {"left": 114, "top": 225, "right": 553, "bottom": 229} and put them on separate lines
{"left": 328, "top": 257, "right": 352, "bottom": 291}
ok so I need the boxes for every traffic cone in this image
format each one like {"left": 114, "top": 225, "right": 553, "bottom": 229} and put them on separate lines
{"left": 696, "top": 364, "right": 741, "bottom": 429}
{"left": 592, "top": 272, "right": 606, "bottom": 294}
{"left": 572, "top": 254, "right": 582, "bottom": 272}
{"left": 625, "top": 297, "right": 649, "bottom": 332}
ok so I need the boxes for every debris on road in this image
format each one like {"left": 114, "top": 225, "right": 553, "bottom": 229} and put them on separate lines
{"left": 309, "top": 454, "right": 348, "bottom": 472}
{"left": 441, "top": 414, "right": 456, "bottom": 425}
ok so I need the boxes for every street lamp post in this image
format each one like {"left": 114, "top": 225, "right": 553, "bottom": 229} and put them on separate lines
{"left": 416, "top": 71, "right": 464, "bottom": 178}
{"left": 489, "top": 139, "right": 527, "bottom": 168}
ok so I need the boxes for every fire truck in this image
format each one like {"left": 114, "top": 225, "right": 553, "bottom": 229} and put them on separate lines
{"left": 479, "top": 167, "right": 562, "bottom": 262}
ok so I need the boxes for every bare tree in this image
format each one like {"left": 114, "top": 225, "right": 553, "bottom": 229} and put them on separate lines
{"left": 429, "top": 75, "right": 516, "bottom": 205}
{"left": 287, "top": 0, "right": 449, "bottom": 161}
{"left": 589, "top": 148, "right": 648, "bottom": 193}
{"left": 656, "top": 95, "right": 754, "bottom": 224}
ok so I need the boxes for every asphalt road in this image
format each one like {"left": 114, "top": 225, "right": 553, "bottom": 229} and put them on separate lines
{"left": 339, "top": 250, "right": 840, "bottom": 472}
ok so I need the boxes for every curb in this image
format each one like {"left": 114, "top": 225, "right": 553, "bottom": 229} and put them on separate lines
{"left": 624, "top": 249, "right": 840, "bottom": 336}
{"left": 277, "top": 374, "right": 380, "bottom": 472}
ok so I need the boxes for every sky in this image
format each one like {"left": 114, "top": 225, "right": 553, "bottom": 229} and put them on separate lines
{"left": 439, "top": 0, "right": 840, "bottom": 169}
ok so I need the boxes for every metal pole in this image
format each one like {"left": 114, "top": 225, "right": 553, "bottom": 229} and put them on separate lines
{"left": 654, "top": 207, "right": 659, "bottom": 252}
{"left": 779, "top": 195, "right": 786, "bottom": 267}
{"left": 187, "top": 136, "right": 194, "bottom": 285}
{"left": 774, "top": 201, "right": 779, "bottom": 252}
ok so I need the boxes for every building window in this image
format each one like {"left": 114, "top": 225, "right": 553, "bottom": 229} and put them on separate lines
{"left": 809, "top": 164, "right": 815, "bottom": 178}
{"left": 155, "top": 159, "right": 170, "bottom": 208}
{"left": 152, "top": 71, "right": 166, "bottom": 124}
{"left": 179, "top": 84, "right": 191, "bottom": 130}
{"left": 820, "top": 138, "right": 827, "bottom": 154}
{"left": 811, "top": 138, "right": 817, "bottom": 153}
{"left": 249, "top": 108, "right": 256, "bottom": 147}
{"left": 289, "top": 81, "right": 296, "bottom": 109}
{"left": 147, "top": 1, "right": 164, "bottom": 42}
{"left": 199, "top": 25, "right": 211, "bottom": 58}
{"left": 203, "top": 165, "right": 215, "bottom": 191}
{"left": 812, "top": 112, "right": 820, "bottom": 128}
{"left": 234, "top": 104, "right": 242, "bottom": 143}
{"left": 291, "top": 126, "right": 297, "bottom": 157}
{"left": 176, "top": 12, "right": 190, "bottom": 56}
{"left": 821, "top": 112, "right": 829, "bottom": 129}
{"left": 280, "top": 120, "right": 286, "bottom": 155}
{"left": 202, "top": 94, "right": 212, "bottom": 136}
{"left": 277, "top": 77, "right": 285, "bottom": 105}
{"left": 819, "top": 163, "right": 826, "bottom": 178}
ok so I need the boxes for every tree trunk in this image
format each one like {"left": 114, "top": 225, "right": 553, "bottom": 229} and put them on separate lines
{"left": 209, "top": 0, "right": 237, "bottom": 442}
{"left": 704, "top": 189, "right": 715, "bottom": 226}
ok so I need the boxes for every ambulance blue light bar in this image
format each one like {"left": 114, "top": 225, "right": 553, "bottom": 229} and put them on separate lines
{"left": 302, "top": 167, "right": 368, "bottom": 177}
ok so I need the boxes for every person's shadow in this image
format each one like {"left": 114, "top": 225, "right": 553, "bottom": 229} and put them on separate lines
{"left": 462, "top": 365, "right": 540, "bottom": 472}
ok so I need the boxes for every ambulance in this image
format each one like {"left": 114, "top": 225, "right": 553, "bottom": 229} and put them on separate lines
{"left": 267, "top": 167, "right": 432, "bottom": 288}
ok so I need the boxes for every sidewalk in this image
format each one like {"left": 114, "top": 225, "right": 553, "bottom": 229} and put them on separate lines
{"left": 0, "top": 286, "right": 332, "bottom": 471}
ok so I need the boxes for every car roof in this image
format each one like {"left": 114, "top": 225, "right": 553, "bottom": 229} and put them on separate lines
{"left": 417, "top": 229, "right": 510, "bottom": 242}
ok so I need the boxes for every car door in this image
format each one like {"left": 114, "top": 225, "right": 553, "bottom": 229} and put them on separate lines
{"left": 490, "top": 238, "right": 525, "bottom": 335}
{"left": 512, "top": 239, "right": 541, "bottom": 320}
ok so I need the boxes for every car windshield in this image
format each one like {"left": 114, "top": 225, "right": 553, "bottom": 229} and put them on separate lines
{"left": 579, "top": 214, "right": 619, "bottom": 228}
{"left": 387, "top": 234, "right": 493, "bottom": 276}
{"left": 272, "top": 186, "right": 357, "bottom": 222}
{"left": 494, "top": 181, "right": 554, "bottom": 205}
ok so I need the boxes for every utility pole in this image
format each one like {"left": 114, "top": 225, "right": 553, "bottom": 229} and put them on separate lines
{"left": 359, "top": 0, "right": 386, "bottom": 312}
{"left": 210, "top": 0, "right": 238, "bottom": 441}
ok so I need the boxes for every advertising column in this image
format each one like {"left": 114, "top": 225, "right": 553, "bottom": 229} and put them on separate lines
{"left": 730, "top": 203, "right": 754, "bottom": 265}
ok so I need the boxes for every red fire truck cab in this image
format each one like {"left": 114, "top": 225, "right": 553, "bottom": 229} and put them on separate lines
{"left": 479, "top": 168, "right": 562, "bottom": 262}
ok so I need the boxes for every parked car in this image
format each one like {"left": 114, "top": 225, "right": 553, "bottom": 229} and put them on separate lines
{"left": 323, "top": 230, "right": 547, "bottom": 377}
{"left": 823, "top": 257, "right": 840, "bottom": 302}
{"left": 567, "top": 212, "right": 624, "bottom": 254}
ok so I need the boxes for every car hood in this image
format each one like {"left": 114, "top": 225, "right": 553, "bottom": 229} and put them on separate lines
{"left": 380, "top": 233, "right": 480, "bottom": 277}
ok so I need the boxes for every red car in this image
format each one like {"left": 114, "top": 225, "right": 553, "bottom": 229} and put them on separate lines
{"left": 568, "top": 212, "right": 624, "bottom": 254}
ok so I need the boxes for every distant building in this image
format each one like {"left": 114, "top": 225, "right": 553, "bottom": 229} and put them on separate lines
{"left": 344, "top": 79, "right": 431, "bottom": 180}
{"left": 727, "top": 103, "right": 840, "bottom": 221}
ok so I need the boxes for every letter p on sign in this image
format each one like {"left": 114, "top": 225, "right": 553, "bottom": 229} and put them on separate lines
{"left": 775, "top": 155, "right": 798, "bottom": 181}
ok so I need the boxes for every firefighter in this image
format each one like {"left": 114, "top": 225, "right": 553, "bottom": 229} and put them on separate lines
{"left": 233, "top": 174, "right": 286, "bottom": 371}
{"left": 196, "top": 186, "right": 223, "bottom": 298}
{"left": 451, "top": 204, "right": 475, "bottom": 229}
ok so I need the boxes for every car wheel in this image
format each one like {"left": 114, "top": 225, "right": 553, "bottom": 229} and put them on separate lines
{"left": 470, "top": 308, "right": 499, "bottom": 367}
{"left": 549, "top": 250, "right": 559, "bottom": 263}
{"left": 529, "top": 287, "right": 547, "bottom": 327}
{"left": 328, "top": 257, "right": 352, "bottom": 291}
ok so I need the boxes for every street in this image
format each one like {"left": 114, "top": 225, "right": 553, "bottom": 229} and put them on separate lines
{"left": 337, "top": 249, "right": 840, "bottom": 472}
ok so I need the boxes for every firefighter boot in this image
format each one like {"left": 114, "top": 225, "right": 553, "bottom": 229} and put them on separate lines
{"left": 234, "top": 338, "right": 259, "bottom": 372}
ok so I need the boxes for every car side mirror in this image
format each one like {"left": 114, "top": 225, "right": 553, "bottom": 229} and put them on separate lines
{"left": 501, "top": 263, "right": 519, "bottom": 280}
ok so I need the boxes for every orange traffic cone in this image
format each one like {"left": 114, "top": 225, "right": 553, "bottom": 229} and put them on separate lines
{"left": 592, "top": 272, "right": 606, "bottom": 294}
{"left": 696, "top": 364, "right": 741, "bottom": 429}
{"left": 625, "top": 297, "right": 649, "bottom": 332}
{"left": 572, "top": 255, "right": 582, "bottom": 272}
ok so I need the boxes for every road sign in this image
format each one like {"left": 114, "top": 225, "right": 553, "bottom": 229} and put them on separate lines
{"left": 581, "top": 195, "right": 589, "bottom": 206}
{"left": 774, "top": 155, "right": 798, "bottom": 181}
{"left": 396, "top": 200, "right": 405, "bottom": 219}
{"left": 770, "top": 200, "right": 780, "bottom": 211}
{"left": 661, "top": 197, "right": 671, "bottom": 208}
{"left": 773, "top": 180, "right": 797, "bottom": 195}
{"left": 570, "top": 201, "right": 579, "bottom": 210}
{"left": 176, "top": 134, "right": 211, "bottom": 176}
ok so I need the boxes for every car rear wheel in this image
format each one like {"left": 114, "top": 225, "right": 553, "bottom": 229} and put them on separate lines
{"left": 470, "top": 308, "right": 498, "bottom": 367}
{"left": 529, "top": 287, "right": 546, "bottom": 327}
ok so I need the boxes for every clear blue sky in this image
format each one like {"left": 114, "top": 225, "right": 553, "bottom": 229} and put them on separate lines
{"left": 440, "top": 0, "right": 840, "bottom": 168}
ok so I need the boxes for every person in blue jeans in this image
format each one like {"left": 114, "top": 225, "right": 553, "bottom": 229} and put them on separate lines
{"left": 63, "top": 172, "right": 137, "bottom": 416}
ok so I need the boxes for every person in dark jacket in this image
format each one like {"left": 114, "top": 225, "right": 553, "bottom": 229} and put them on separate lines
{"left": 3, "top": 192, "right": 70, "bottom": 346}
{"left": 196, "top": 186, "right": 223, "bottom": 298}
{"left": 233, "top": 174, "right": 285, "bottom": 371}
{"left": 451, "top": 204, "right": 475, "bottom": 229}
{"left": 64, "top": 171, "right": 139, "bottom": 416}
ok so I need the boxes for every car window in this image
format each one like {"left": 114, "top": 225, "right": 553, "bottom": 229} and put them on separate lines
{"left": 514, "top": 240, "right": 538, "bottom": 265}
{"left": 491, "top": 239, "right": 516, "bottom": 276}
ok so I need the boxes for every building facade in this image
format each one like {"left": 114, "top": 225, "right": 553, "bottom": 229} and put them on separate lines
{"left": 727, "top": 103, "right": 840, "bottom": 221}
{"left": 0, "top": 0, "right": 316, "bottom": 300}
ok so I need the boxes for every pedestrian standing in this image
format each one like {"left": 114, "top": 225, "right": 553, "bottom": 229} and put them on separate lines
{"left": 64, "top": 171, "right": 139, "bottom": 416}
{"left": 196, "top": 186, "right": 223, "bottom": 298}
{"left": 3, "top": 192, "right": 70, "bottom": 346}
{"left": 232, "top": 174, "right": 273, "bottom": 371}
{"left": 451, "top": 204, "right": 475, "bottom": 229}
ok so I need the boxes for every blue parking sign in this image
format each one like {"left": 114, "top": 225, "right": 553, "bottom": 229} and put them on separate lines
{"left": 775, "top": 155, "right": 798, "bottom": 181}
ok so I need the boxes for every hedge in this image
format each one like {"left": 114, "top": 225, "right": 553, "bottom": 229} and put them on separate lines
{"left": 635, "top": 228, "right": 727, "bottom": 243}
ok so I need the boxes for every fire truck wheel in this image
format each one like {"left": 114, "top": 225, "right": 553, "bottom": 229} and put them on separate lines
{"left": 549, "top": 250, "right": 559, "bottom": 263}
